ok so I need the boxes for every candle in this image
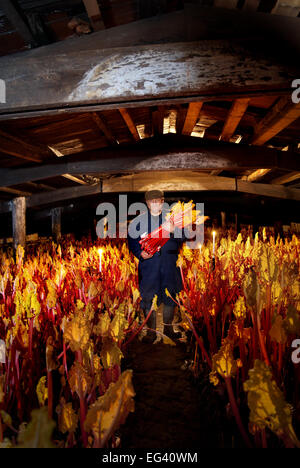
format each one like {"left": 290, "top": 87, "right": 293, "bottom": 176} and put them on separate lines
{"left": 212, "top": 231, "right": 216, "bottom": 257}
{"left": 98, "top": 248, "right": 103, "bottom": 272}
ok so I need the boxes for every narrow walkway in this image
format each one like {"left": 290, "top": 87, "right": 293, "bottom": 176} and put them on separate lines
{"left": 119, "top": 337, "right": 219, "bottom": 449}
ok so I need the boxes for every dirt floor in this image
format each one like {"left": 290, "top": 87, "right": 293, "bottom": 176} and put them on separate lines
{"left": 119, "top": 305, "right": 243, "bottom": 449}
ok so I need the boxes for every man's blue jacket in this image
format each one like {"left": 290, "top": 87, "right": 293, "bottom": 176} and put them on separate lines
{"left": 127, "top": 207, "right": 188, "bottom": 311}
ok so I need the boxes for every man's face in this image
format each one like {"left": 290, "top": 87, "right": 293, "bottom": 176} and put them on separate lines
{"left": 146, "top": 197, "right": 164, "bottom": 215}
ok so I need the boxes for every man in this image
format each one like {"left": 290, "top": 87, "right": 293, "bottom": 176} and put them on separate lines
{"left": 127, "top": 189, "right": 190, "bottom": 344}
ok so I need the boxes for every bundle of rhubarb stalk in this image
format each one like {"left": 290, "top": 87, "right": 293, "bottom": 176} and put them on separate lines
{"left": 139, "top": 201, "right": 208, "bottom": 255}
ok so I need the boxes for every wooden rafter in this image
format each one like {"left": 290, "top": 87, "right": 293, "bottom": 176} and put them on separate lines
{"left": 0, "top": 187, "right": 32, "bottom": 197}
{"left": 1, "top": 174, "right": 300, "bottom": 215}
{"left": 119, "top": 108, "right": 140, "bottom": 141}
{"left": 243, "top": 0, "right": 260, "bottom": 11}
{"left": 91, "top": 112, "right": 117, "bottom": 145}
{"left": 219, "top": 98, "right": 250, "bottom": 142}
{"left": 82, "top": 0, "right": 104, "bottom": 31}
{"left": 0, "top": 135, "right": 299, "bottom": 188}
{"left": 182, "top": 103, "right": 203, "bottom": 136}
{"left": 271, "top": 172, "right": 300, "bottom": 185}
{"left": 242, "top": 169, "right": 272, "bottom": 182}
{"left": 1, "top": 0, "right": 37, "bottom": 48}
{"left": 0, "top": 129, "right": 43, "bottom": 163}
{"left": 61, "top": 174, "right": 88, "bottom": 185}
{"left": 251, "top": 97, "right": 300, "bottom": 145}
{"left": 152, "top": 106, "right": 165, "bottom": 136}
{"left": 272, "top": 0, "right": 300, "bottom": 17}
{"left": 0, "top": 40, "right": 295, "bottom": 119}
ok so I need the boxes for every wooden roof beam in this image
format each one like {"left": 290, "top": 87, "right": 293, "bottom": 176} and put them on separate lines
{"left": 1, "top": 0, "right": 37, "bottom": 48}
{"left": 0, "top": 40, "right": 296, "bottom": 119}
{"left": 241, "top": 169, "right": 272, "bottom": 182}
{"left": 0, "top": 128, "right": 43, "bottom": 163}
{"left": 182, "top": 103, "right": 203, "bottom": 135}
{"left": 271, "top": 1, "right": 300, "bottom": 17}
{"left": 91, "top": 112, "right": 117, "bottom": 145}
{"left": 251, "top": 97, "right": 300, "bottom": 145}
{"left": 0, "top": 134, "right": 299, "bottom": 188}
{"left": 82, "top": 0, "right": 105, "bottom": 31}
{"left": 219, "top": 98, "right": 250, "bottom": 142}
{"left": 152, "top": 106, "right": 165, "bottom": 136}
{"left": 119, "top": 108, "right": 140, "bottom": 142}
{"left": 61, "top": 174, "right": 88, "bottom": 185}
{"left": 270, "top": 172, "right": 300, "bottom": 185}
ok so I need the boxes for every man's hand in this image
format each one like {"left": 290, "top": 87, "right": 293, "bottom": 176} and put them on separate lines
{"left": 140, "top": 250, "right": 154, "bottom": 260}
{"left": 164, "top": 218, "right": 175, "bottom": 233}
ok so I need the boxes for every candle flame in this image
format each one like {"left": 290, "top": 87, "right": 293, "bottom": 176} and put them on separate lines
{"left": 98, "top": 248, "right": 103, "bottom": 256}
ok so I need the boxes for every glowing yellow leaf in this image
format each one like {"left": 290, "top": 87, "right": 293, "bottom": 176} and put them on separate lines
{"left": 151, "top": 294, "right": 158, "bottom": 311}
{"left": 68, "top": 361, "right": 92, "bottom": 399}
{"left": 94, "top": 312, "right": 111, "bottom": 337}
{"left": 64, "top": 312, "right": 92, "bottom": 352}
{"left": 244, "top": 360, "right": 300, "bottom": 447}
{"left": 132, "top": 287, "right": 140, "bottom": 304}
{"left": 36, "top": 376, "right": 48, "bottom": 407}
{"left": 269, "top": 315, "right": 287, "bottom": 344}
{"left": 17, "top": 407, "right": 55, "bottom": 448}
{"left": 109, "top": 310, "right": 128, "bottom": 342}
{"left": 211, "top": 339, "right": 237, "bottom": 379}
{"left": 100, "top": 337, "right": 124, "bottom": 369}
{"left": 283, "top": 304, "right": 300, "bottom": 335}
{"left": 57, "top": 401, "right": 78, "bottom": 434}
{"left": 84, "top": 370, "right": 135, "bottom": 444}
{"left": 233, "top": 296, "right": 247, "bottom": 320}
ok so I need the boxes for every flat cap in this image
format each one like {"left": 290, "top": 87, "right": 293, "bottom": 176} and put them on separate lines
{"left": 145, "top": 189, "right": 164, "bottom": 201}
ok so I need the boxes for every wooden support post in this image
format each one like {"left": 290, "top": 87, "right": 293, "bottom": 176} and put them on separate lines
{"left": 12, "top": 197, "right": 26, "bottom": 250}
{"left": 51, "top": 207, "right": 62, "bottom": 241}
{"left": 235, "top": 213, "right": 240, "bottom": 234}
{"left": 221, "top": 211, "right": 226, "bottom": 229}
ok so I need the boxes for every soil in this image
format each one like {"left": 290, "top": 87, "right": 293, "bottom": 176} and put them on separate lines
{"left": 119, "top": 336, "right": 231, "bottom": 449}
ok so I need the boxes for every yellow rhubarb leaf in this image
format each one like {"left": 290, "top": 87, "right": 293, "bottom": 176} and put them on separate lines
{"left": 84, "top": 369, "right": 135, "bottom": 445}
{"left": 269, "top": 315, "right": 287, "bottom": 344}
{"left": 68, "top": 361, "right": 92, "bottom": 399}
{"left": 17, "top": 407, "right": 55, "bottom": 448}
{"left": 233, "top": 296, "right": 247, "bottom": 320}
{"left": 100, "top": 337, "right": 124, "bottom": 369}
{"left": 243, "top": 359, "right": 300, "bottom": 447}
{"left": 56, "top": 400, "right": 78, "bottom": 434}
{"left": 211, "top": 339, "right": 237, "bottom": 379}
{"left": 36, "top": 376, "right": 48, "bottom": 407}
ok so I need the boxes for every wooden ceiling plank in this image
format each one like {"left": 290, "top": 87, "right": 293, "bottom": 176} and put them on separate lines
{"left": 0, "top": 134, "right": 299, "bottom": 188}
{"left": 61, "top": 174, "right": 88, "bottom": 185}
{"left": 270, "top": 172, "right": 300, "bottom": 185}
{"left": 0, "top": 187, "right": 32, "bottom": 197}
{"left": 91, "top": 112, "right": 117, "bottom": 144}
{"left": 242, "top": 169, "right": 272, "bottom": 182}
{"left": 272, "top": 0, "right": 300, "bottom": 16}
{"left": 182, "top": 102, "right": 203, "bottom": 135}
{"left": 219, "top": 98, "right": 250, "bottom": 141}
{"left": 214, "top": 0, "right": 239, "bottom": 8}
{"left": 1, "top": 0, "right": 37, "bottom": 48}
{"left": 152, "top": 106, "right": 165, "bottom": 136}
{"left": 119, "top": 108, "right": 140, "bottom": 141}
{"left": 251, "top": 97, "right": 300, "bottom": 145}
{"left": 243, "top": 0, "right": 260, "bottom": 11}
{"left": 82, "top": 0, "right": 105, "bottom": 31}
{"left": 0, "top": 40, "right": 296, "bottom": 118}
{"left": 0, "top": 128, "right": 43, "bottom": 162}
